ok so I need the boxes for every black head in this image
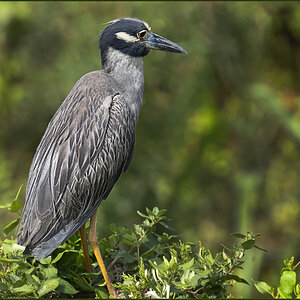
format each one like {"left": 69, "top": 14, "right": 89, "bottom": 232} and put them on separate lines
{"left": 99, "top": 17, "right": 186, "bottom": 67}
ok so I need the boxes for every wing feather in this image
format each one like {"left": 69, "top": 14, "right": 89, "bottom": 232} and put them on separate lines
{"left": 17, "top": 71, "right": 136, "bottom": 259}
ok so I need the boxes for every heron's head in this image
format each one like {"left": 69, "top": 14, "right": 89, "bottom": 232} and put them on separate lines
{"left": 99, "top": 17, "right": 187, "bottom": 68}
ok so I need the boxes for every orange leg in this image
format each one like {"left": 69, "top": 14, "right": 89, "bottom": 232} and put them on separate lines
{"left": 88, "top": 210, "right": 118, "bottom": 298}
{"left": 78, "top": 224, "right": 92, "bottom": 273}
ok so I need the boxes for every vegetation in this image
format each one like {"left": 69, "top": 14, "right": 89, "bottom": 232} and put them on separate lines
{"left": 1, "top": 2, "right": 300, "bottom": 297}
{"left": 254, "top": 257, "right": 300, "bottom": 299}
{"left": 0, "top": 196, "right": 267, "bottom": 298}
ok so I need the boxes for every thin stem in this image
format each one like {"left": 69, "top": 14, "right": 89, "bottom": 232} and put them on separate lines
{"left": 107, "top": 256, "right": 121, "bottom": 271}
{"left": 104, "top": 218, "right": 160, "bottom": 273}
{"left": 292, "top": 261, "right": 300, "bottom": 271}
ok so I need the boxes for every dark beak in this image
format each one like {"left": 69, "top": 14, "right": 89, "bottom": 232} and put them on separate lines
{"left": 145, "top": 33, "right": 187, "bottom": 54}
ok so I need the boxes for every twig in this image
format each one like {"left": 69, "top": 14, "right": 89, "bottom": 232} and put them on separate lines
{"left": 108, "top": 255, "right": 121, "bottom": 271}
{"left": 186, "top": 285, "right": 206, "bottom": 297}
{"left": 292, "top": 261, "right": 300, "bottom": 271}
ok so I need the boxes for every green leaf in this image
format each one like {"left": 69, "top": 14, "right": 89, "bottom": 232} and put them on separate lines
{"left": 122, "top": 233, "right": 136, "bottom": 245}
{"left": 43, "top": 266, "right": 58, "bottom": 279}
{"left": 278, "top": 287, "right": 291, "bottom": 299}
{"left": 153, "top": 207, "right": 159, "bottom": 214}
{"left": 8, "top": 185, "right": 23, "bottom": 213}
{"left": 52, "top": 251, "right": 65, "bottom": 264}
{"left": 14, "top": 184, "right": 23, "bottom": 201}
{"left": 8, "top": 200, "right": 22, "bottom": 213}
{"left": 25, "top": 267, "right": 35, "bottom": 275}
{"left": 146, "top": 207, "right": 154, "bottom": 218}
{"left": 295, "top": 284, "right": 300, "bottom": 296}
{"left": 37, "top": 278, "right": 60, "bottom": 297}
{"left": 241, "top": 239, "right": 255, "bottom": 250}
{"left": 253, "top": 280, "right": 274, "bottom": 296}
{"left": 39, "top": 256, "right": 52, "bottom": 265}
{"left": 3, "top": 218, "right": 20, "bottom": 235}
{"left": 96, "top": 288, "right": 109, "bottom": 299}
{"left": 279, "top": 270, "right": 296, "bottom": 297}
{"left": 179, "top": 258, "right": 194, "bottom": 270}
{"left": 69, "top": 274, "right": 95, "bottom": 292}
{"left": 32, "top": 275, "right": 41, "bottom": 284}
{"left": 156, "top": 209, "right": 167, "bottom": 217}
{"left": 26, "top": 274, "right": 40, "bottom": 288}
{"left": 224, "top": 274, "right": 249, "bottom": 285}
{"left": 12, "top": 284, "right": 36, "bottom": 295}
{"left": 57, "top": 279, "right": 78, "bottom": 295}
{"left": 137, "top": 210, "right": 150, "bottom": 219}
{"left": 190, "top": 274, "right": 201, "bottom": 287}
{"left": 284, "top": 257, "right": 294, "bottom": 269}
{"left": 0, "top": 204, "right": 11, "bottom": 209}
{"left": 0, "top": 257, "right": 20, "bottom": 263}
{"left": 222, "top": 250, "right": 230, "bottom": 261}
{"left": 9, "top": 274, "right": 22, "bottom": 284}
{"left": 160, "top": 221, "right": 175, "bottom": 231}
{"left": 0, "top": 283, "right": 9, "bottom": 292}
{"left": 122, "top": 251, "right": 136, "bottom": 263}
{"left": 81, "top": 272, "right": 102, "bottom": 278}
{"left": 231, "top": 233, "right": 246, "bottom": 239}
{"left": 174, "top": 281, "right": 189, "bottom": 289}
{"left": 253, "top": 233, "right": 261, "bottom": 238}
{"left": 200, "top": 278, "right": 210, "bottom": 286}
{"left": 254, "top": 245, "right": 268, "bottom": 252}
{"left": 109, "top": 223, "right": 118, "bottom": 232}
{"left": 12, "top": 243, "right": 25, "bottom": 253}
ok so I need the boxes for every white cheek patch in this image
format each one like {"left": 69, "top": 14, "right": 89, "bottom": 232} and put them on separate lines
{"left": 116, "top": 32, "right": 139, "bottom": 43}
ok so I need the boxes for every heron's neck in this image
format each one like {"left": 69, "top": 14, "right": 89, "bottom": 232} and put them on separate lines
{"left": 102, "top": 47, "right": 144, "bottom": 121}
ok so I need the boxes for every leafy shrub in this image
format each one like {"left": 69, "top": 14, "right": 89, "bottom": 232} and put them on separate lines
{"left": 253, "top": 257, "right": 300, "bottom": 299}
{"left": 0, "top": 188, "right": 266, "bottom": 298}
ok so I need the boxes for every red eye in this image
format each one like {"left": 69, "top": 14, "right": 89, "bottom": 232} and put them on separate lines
{"left": 138, "top": 30, "right": 147, "bottom": 39}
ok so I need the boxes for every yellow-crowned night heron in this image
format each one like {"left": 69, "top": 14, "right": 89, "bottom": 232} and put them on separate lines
{"left": 17, "top": 17, "right": 186, "bottom": 297}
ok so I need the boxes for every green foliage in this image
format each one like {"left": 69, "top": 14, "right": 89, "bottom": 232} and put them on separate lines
{"left": 0, "top": 196, "right": 264, "bottom": 298}
{"left": 253, "top": 257, "right": 300, "bottom": 299}
{"left": 0, "top": 239, "right": 79, "bottom": 298}
{"left": 1, "top": 3, "right": 300, "bottom": 297}
{"left": 116, "top": 237, "right": 253, "bottom": 299}
{"left": 0, "top": 185, "right": 22, "bottom": 236}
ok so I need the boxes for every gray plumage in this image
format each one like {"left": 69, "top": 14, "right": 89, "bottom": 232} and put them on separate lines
{"left": 17, "top": 17, "right": 186, "bottom": 259}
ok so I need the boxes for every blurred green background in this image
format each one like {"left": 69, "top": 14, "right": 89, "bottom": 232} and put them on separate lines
{"left": 0, "top": 2, "right": 300, "bottom": 298}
